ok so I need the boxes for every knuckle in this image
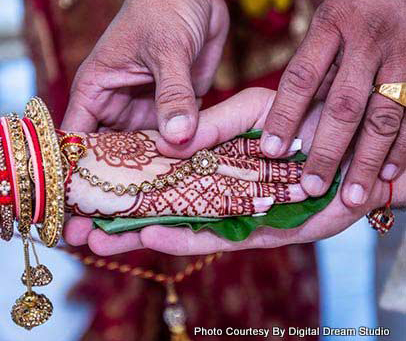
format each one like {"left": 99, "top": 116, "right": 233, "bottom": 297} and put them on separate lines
{"left": 268, "top": 104, "right": 298, "bottom": 130}
{"left": 145, "top": 24, "right": 194, "bottom": 64}
{"left": 327, "top": 88, "right": 364, "bottom": 124}
{"left": 361, "top": 4, "right": 399, "bottom": 40}
{"left": 355, "top": 154, "right": 382, "bottom": 174}
{"left": 393, "top": 132, "right": 406, "bottom": 156}
{"left": 365, "top": 106, "right": 402, "bottom": 138}
{"left": 156, "top": 82, "right": 194, "bottom": 108}
{"left": 313, "top": 1, "right": 347, "bottom": 31}
{"left": 310, "top": 144, "right": 340, "bottom": 169}
{"left": 365, "top": 16, "right": 392, "bottom": 39}
{"left": 282, "top": 61, "right": 320, "bottom": 95}
{"left": 148, "top": 37, "right": 179, "bottom": 62}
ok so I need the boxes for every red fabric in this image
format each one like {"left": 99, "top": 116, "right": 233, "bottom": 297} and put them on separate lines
{"left": 27, "top": 0, "right": 69, "bottom": 128}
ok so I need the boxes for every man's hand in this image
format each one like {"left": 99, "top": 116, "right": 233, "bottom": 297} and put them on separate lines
{"left": 261, "top": 0, "right": 406, "bottom": 208}
{"left": 61, "top": 0, "right": 229, "bottom": 144}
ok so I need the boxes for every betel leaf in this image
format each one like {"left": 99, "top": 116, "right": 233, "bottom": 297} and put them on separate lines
{"left": 93, "top": 130, "right": 341, "bottom": 241}
{"left": 93, "top": 216, "right": 222, "bottom": 234}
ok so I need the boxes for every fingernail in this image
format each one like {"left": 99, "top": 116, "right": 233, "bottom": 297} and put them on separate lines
{"left": 302, "top": 174, "right": 324, "bottom": 196}
{"left": 263, "top": 135, "right": 282, "bottom": 156}
{"left": 289, "top": 184, "right": 308, "bottom": 201}
{"left": 289, "top": 138, "right": 302, "bottom": 152}
{"left": 381, "top": 163, "right": 398, "bottom": 180}
{"left": 348, "top": 183, "right": 366, "bottom": 205}
{"left": 165, "top": 115, "right": 190, "bottom": 135}
{"left": 254, "top": 197, "right": 275, "bottom": 212}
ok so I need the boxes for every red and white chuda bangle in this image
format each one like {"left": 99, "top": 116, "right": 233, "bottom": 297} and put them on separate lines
{"left": 21, "top": 118, "right": 46, "bottom": 224}
{"left": 367, "top": 181, "right": 395, "bottom": 235}
{"left": 0, "top": 121, "right": 15, "bottom": 241}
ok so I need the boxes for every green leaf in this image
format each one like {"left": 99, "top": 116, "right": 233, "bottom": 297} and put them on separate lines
{"left": 237, "top": 129, "right": 263, "bottom": 139}
{"left": 93, "top": 129, "right": 340, "bottom": 241}
{"left": 93, "top": 216, "right": 221, "bottom": 234}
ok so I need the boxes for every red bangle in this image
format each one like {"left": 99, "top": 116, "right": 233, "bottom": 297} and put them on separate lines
{"left": 0, "top": 121, "right": 16, "bottom": 211}
{"left": 21, "top": 118, "right": 46, "bottom": 224}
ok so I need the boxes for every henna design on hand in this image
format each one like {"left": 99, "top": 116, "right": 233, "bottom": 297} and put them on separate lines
{"left": 85, "top": 131, "right": 159, "bottom": 169}
{"left": 217, "top": 155, "right": 304, "bottom": 184}
{"left": 123, "top": 173, "right": 303, "bottom": 218}
{"left": 65, "top": 131, "right": 307, "bottom": 219}
{"left": 221, "top": 196, "right": 255, "bottom": 216}
{"left": 214, "top": 138, "right": 265, "bottom": 158}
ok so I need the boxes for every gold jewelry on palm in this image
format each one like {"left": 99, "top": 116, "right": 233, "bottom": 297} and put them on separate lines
{"left": 373, "top": 82, "right": 406, "bottom": 107}
{"left": 77, "top": 149, "right": 219, "bottom": 196}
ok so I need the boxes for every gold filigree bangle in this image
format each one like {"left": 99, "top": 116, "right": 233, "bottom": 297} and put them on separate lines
{"left": 24, "top": 98, "right": 64, "bottom": 247}
{"left": 7, "top": 114, "right": 32, "bottom": 235}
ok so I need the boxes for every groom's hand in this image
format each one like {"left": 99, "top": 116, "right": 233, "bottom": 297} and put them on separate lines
{"left": 61, "top": 0, "right": 229, "bottom": 145}
{"left": 261, "top": 0, "right": 406, "bottom": 209}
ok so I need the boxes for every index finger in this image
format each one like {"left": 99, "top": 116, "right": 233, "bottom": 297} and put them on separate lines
{"left": 261, "top": 17, "right": 340, "bottom": 157}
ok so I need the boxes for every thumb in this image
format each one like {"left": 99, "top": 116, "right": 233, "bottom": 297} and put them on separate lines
{"left": 154, "top": 61, "right": 199, "bottom": 145}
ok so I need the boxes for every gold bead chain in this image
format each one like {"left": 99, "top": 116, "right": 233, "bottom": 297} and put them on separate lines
{"left": 76, "top": 149, "right": 218, "bottom": 196}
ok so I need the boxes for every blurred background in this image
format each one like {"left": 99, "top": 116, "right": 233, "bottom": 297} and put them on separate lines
{"left": 0, "top": 0, "right": 404, "bottom": 340}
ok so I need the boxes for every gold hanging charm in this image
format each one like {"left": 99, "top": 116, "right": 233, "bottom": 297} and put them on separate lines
{"left": 11, "top": 291, "right": 53, "bottom": 330}
{"left": 163, "top": 283, "right": 191, "bottom": 341}
{"left": 21, "top": 264, "right": 53, "bottom": 287}
{"left": 21, "top": 235, "right": 53, "bottom": 286}
{"left": 11, "top": 238, "right": 53, "bottom": 330}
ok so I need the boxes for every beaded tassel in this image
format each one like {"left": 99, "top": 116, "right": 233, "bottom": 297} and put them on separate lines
{"left": 164, "top": 283, "right": 191, "bottom": 341}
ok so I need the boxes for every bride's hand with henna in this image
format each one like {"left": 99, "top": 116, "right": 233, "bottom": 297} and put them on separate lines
{"left": 66, "top": 131, "right": 306, "bottom": 219}
{"left": 64, "top": 88, "right": 305, "bottom": 253}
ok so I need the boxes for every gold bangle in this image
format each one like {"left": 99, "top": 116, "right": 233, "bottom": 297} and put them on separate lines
{"left": 24, "top": 98, "right": 64, "bottom": 247}
{"left": 7, "top": 114, "right": 32, "bottom": 235}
